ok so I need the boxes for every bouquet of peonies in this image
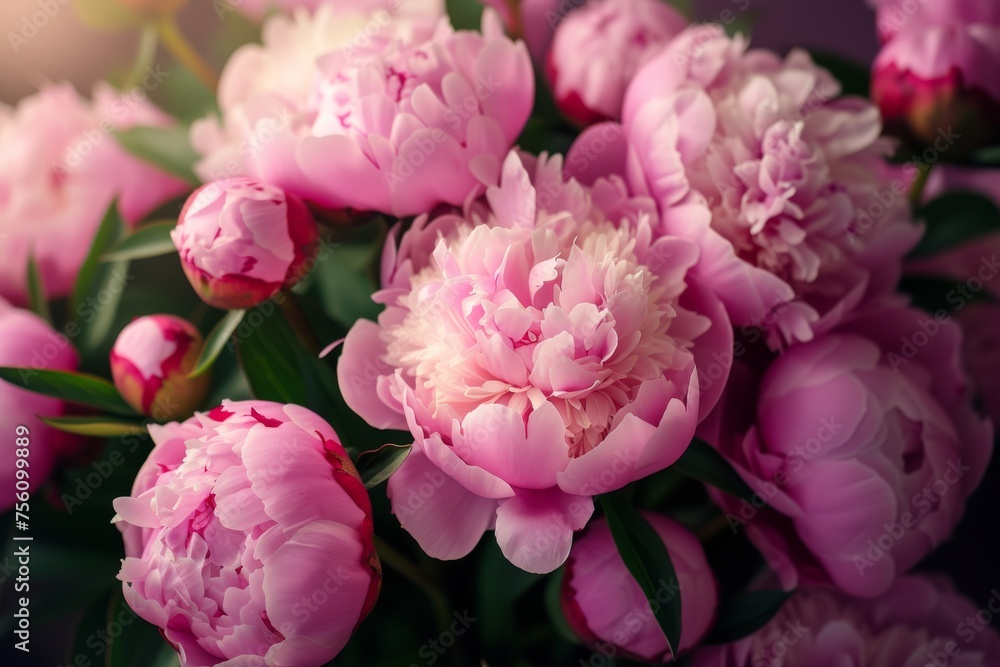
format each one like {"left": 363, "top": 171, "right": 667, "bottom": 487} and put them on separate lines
{"left": 2, "top": 0, "right": 1000, "bottom": 665}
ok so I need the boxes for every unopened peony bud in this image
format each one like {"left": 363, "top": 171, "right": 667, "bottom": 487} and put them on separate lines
{"left": 872, "top": 20, "right": 1000, "bottom": 154}
{"left": 172, "top": 178, "right": 319, "bottom": 309}
{"left": 560, "top": 514, "right": 719, "bottom": 662}
{"left": 110, "top": 315, "right": 210, "bottom": 420}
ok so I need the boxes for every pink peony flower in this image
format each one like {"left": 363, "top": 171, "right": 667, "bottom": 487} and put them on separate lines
{"left": 546, "top": 0, "right": 688, "bottom": 126}
{"left": 872, "top": 19, "right": 1000, "bottom": 152}
{"left": 110, "top": 315, "right": 210, "bottom": 420}
{"left": 192, "top": 8, "right": 532, "bottom": 218}
{"left": 172, "top": 178, "right": 319, "bottom": 309}
{"left": 337, "top": 151, "right": 732, "bottom": 573}
{"left": 688, "top": 575, "right": 1000, "bottom": 667}
{"left": 706, "top": 306, "right": 992, "bottom": 598}
{"left": 561, "top": 513, "right": 718, "bottom": 662}
{"left": 575, "top": 25, "right": 922, "bottom": 350}
{"left": 0, "top": 297, "right": 82, "bottom": 511}
{"left": 114, "top": 400, "right": 381, "bottom": 667}
{"left": 872, "top": 0, "right": 1000, "bottom": 42}
{"left": 0, "top": 83, "right": 189, "bottom": 305}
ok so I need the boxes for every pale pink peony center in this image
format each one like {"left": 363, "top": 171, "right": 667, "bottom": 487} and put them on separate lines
{"left": 382, "top": 218, "right": 692, "bottom": 457}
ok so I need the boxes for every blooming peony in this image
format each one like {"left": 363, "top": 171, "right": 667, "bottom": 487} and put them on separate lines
{"left": 561, "top": 513, "right": 718, "bottom": 662}
{"left": 0, "top": 297, "right": 82, "bottom": 511}
{"left": 110, "top": 315, "right": 210, "bottom": 420}
{"left": 172, "top": 178, "right": 319, "bottom": 309}
{"left": 192, "top": 8, "right": 532, "bottom": 218}
{"left": 0, "top": 83, "right": 189, "bottom": 305}
{"left": 338, "top": 151, "right": 732, "bottom": 573}
{"left": 114, "top": 400, "right": 381, "bottom": 667}
{"left": 706, "top": 306, "right": 992, "bottom": 598}
{"left": 572, "top": 25, "right": 922, "bottom": 349}
{"left": 688, "top": 575, "right": 1000, "bottom": 667}
{"left": 546, "top": 0, "right": 688, "bottom": 126}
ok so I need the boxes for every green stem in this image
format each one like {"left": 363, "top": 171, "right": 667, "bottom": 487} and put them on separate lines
{"left": 123, "top": 23, "right": 158, "bottom": 91}
{"left": 277, "top": 292, "right": 321, "bottom": 355}
{"left": 372, "top": 535, "right": 453, "bottom": 633}
{"left": 157, "top": 17, "right": 218, "bottom": 91}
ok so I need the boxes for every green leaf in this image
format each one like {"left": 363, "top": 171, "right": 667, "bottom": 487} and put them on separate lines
{"left": 39, "top": 415, "right": 147, "bottom": 438}
{"left": 704, "top": 589, "right": 794, "bottom": 645}
{"left": 114, "top": 125, "right": 200, "bottom": 185}
{"left": 911, "top": 191, "right": 1000, "bottom": 258}
{"left": 26, "top": 254, "right": 51, "bottom": 324}
{"left": 600, "top": 492, "right": 682, "bottom": 655}
{"left": 0, "top": 368, "right": 137, "bottom": 417}
{"left": 189, "top": 309, "right": 246, "bottom": 377}
{"left": 102, "top": 220, "right": 178, "bottom": 262}
{"left": 673, "top": 438, "right": 755, "bottom": 500}
{"left": 964, "top": 143, "right": 1000, "bottom": 168}
{"left": 66, "top": 589, "right": 117, "bottom": 667}
{"left": 810, "top": 51, "right": 871, "bottom": 98}
{"left": 358, "top": 443, "right": 411, "bottom": 489}
{"left": 236, "top": 307, "right": 310, "bottom": 406}
{"left": 72, "top": 201, "right": 122, "bottom": 316}
{"left": 544, "top": 567, "right": 578, "bottom": 644}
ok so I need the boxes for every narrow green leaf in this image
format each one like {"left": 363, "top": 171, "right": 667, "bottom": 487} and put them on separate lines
{"left": 704, "top": 589, "right": 794, "bottom": 644}
{"left": 66, "top": 589, "right": 117, "bottom": 667}
{"left": 102, "top": 220, "right": 178, "bottom": 263}
{"left": 236, "top": 309, "right": 310, "bottom": 405}
{"left": 600, "top": 492, "right": 682, "bottom": 655}
{"left": 39, "top": 415, "right": 147, "bottom": 438}
{"left": 114, "top": 125, "right": 200, "bottom": 185}
{"left": 72, "top": 201, "right": 121, "bottom": 316}
{"left": 0, "top": 367, "right": 137, "bottom": 417}
{"left": 911, "top": 191, "right": 1000, "bottom": 258}
{"left": 189, "top": 309, "right": 245, "bottom": 378}
{"left": 26, "top": 254, "right": 51, "bottom": 324}
{"left": 358, "top": 443, "right": 411, "bottom": 489}
{"left": 673, "top": 438, "right": 755, "bottom": 500}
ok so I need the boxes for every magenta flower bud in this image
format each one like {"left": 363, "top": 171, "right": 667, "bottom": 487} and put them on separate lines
{"left": 547, "top": 0, "right": 687, "bottom": 126}
{"left": 113, "top": 400, "right": 382, "bottom": 667}
{"left": 110, "top": 315, "right": 210, "bottom": 421}
{"left": 872, "top": 20, "right": 1000, "bottom": 152}
{"left": 561, "top": 514, "right": 719, "bottom": 662}
{"left": 173, "top": 178, "right": 320, "bottom": 309}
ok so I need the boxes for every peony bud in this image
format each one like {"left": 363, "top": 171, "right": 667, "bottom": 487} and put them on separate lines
{"left": 560, "top": 514, "right": 719, "bottom": 662}
{"left": 872, "top": 20, "right": 1000, "bottom": 154}
{"left": 172, "top": 178, "right": 319, "bottom": 309}
{"left": 114, "top": 400, "right": 381, "bottom": 667}
{"left": 547, "top": 0, "right": 688, "bottom": 126}
{"left": 110, "top": 315, "right": 210, "bottom": 420}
